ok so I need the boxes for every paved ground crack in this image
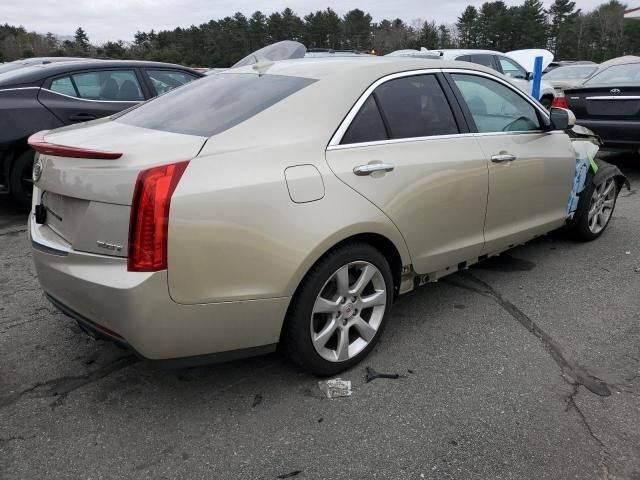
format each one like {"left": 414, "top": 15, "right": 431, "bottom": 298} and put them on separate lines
{"left": 0, "top": 355, "right": 139, "bottom": 409}
{"left": 445, "top": 271, "right": 611, "bottom": 397}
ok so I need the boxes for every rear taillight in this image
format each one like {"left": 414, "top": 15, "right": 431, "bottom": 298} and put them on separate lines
{"left": 551, "top": 93, "right": 569, "bottom": 109}
{"left": 127, "top": 161, "right": 189, "bottom": 272}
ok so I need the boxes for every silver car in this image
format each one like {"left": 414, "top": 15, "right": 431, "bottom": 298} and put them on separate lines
{"left": 29, "top": 56, "right": 625, "bottom": 375}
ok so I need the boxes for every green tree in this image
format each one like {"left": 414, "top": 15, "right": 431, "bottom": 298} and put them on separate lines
{"left": 546, "top": 0, "right": 579, "bottom": 56}
{"left": 74, "top": 27, "right": 90, "bottom": 53}
{"left": 342, "top": 9, "right": 372, "bottom": 50}
{"left": 457, "top": 6, "right": 479, "bottom": 48}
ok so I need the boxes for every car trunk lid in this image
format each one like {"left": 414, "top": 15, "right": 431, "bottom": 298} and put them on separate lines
{"left": 565, "top": 86, "right": 640, "bottom": 119}
{"left": 32, "top": 119, "right": 207, "bottom": 257}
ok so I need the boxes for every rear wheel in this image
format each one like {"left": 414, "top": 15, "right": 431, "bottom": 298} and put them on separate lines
{"left": 9, "top": 149, "right": 35, "bottom": 208}
{"left": 282, "top": 243, "right": 393, "bottom": 376}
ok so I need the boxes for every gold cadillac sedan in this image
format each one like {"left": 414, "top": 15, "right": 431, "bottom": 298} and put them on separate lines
{"left": 28, "top": 53, "right": 624, "bottom": 375}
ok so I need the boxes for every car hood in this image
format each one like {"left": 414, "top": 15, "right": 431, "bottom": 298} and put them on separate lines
{"left": 506, "top": 49, "right": 554, "bottom": 73}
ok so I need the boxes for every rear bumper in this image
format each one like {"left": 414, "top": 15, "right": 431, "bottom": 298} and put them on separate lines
{"left": 575, "top": 118, "right": 640, "bottom": 148}
{"left": 30, "top": 219, "right": 289, "bottom": 363}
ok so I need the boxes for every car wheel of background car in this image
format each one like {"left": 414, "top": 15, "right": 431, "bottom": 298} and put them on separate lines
{"left": 282, "top": 242, "right": 394, "bottom": 376}
{"left": 9, "top": 150, "right": 35, "bottom": 208}
{"left": 540, "top": 95, "right": 553, "bottom": 110}
{"left": 569, "top": 166, "right": 619, "bottom": 242}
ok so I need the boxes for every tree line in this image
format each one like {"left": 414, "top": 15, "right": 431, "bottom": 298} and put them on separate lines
{"left": 1, "top": 0, "right": 638, "bottom": 67}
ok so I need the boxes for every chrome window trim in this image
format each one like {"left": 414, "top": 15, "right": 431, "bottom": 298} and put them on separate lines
{"left": 41, "top": 88, "right": 142, "bottom": 104}
{"left": 0, "top": 86, "right": 41, "bottom": 93}
{"left": 585, "top": 95, "right": 640, "bottom": 100}
{"left": 327, "top": 68, "right": 550, "bottom": 150}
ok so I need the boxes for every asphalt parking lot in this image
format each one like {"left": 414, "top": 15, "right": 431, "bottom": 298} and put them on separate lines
{"left": 1, "top": 153, "right": 639, "bottom": 480}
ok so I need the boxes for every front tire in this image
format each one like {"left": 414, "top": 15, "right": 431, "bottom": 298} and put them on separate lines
{"left": 569, "top": 171, "right": 619, "bottom": 242}
{"left": 282, "top": 242, "right": 394, "bottom": 376}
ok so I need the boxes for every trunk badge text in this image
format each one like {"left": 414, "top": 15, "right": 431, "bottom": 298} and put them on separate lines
{"left": 96, "top": 241, "right": 123, "bottom": 252}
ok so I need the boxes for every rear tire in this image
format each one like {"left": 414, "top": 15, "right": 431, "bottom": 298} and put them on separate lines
{"left": 282, "top": 242, "right": 394, "bottom": 376}
{"left": 9, "top": 149, "right": 35, "bottom": 209}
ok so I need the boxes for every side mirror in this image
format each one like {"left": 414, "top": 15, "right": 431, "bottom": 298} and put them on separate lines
{"left": 549, "top": 107, "right": 576, "bottom": 130}
{"left": 526, "top": 72, "right": 533, "bottom": 81}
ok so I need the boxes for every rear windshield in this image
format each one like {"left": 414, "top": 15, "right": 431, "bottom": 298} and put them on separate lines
{"left": 116, "top": 72, "right": 316, "bottom": 137}
{"left": 543, "top": 66, "right": 597, "bottom": 80}
{"left": 585, "top": 63, "right": 640, "bottom": 86}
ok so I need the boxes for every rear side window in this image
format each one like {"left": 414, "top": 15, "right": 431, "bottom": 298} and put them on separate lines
{"left": 146, "top": 69, "right": 197, "bottom": 95}
{"left": 69, "top": 70, "right": 144, "bottom": 101}
{"left": 50, "top": 77, "right": 77, "bottom": 97}
{"left": 455, "top": 55, "right": 473, "bottom": 62}
{"left": 117, "top": 73, "right": 316, "bottom": 137}
{"left": 341, "top": 96, "right": 388, "bottom": 144}
{"left": 472, "top": 54, "right": 498, "bottom": 71}
{"left": 374, "top": 74, "right": 458, "bottom": 139}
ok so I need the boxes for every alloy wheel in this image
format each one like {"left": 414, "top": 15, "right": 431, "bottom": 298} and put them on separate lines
{"left": 310, "top": 261, "right": 387, "bottom": 363}
{"left": 587, "top": 178, "right": 616, "bottom": 234}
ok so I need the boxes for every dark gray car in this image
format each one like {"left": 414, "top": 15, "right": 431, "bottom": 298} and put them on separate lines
{"left": 0, "top": 59, "right": 202, "bottom": 206}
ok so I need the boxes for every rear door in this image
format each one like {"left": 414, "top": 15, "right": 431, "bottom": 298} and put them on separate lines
{"left": 326, "top": 71, "right": 489, "bottom": 274}
{"left": 447, "top": 71, "right": 575, "bottom": 254}
{"left": 38, "top": 68, "right": 145, "bottom": 125}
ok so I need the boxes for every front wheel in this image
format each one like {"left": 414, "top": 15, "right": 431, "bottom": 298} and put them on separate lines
{"left": 569, "top": 172, "right": 619, "bottom": 241}
{"left": 282, "top": 243, "right": 394, "bottom": 376}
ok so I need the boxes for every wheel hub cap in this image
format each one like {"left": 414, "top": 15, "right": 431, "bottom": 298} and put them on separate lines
{"left": 310, "top": 261, "right": 387, "bottom": 363}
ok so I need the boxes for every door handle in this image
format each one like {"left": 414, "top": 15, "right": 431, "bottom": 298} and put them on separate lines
{"left": 69, "top": 113, "right": 96, "bottom": 122}
{"left": 491, "top": 153, "right": 517, "bottom": 163}
{"left": 353, "top": 163, "right": 395, "bottom": 176}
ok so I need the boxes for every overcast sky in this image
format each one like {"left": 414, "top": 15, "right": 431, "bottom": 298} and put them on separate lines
{"left": 5, "top": 0, "right": 608, "bottom": 44}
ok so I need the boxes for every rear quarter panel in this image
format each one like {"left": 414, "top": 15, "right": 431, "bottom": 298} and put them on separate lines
{"left": 167, "top": 142, "right": 411, "bottom": 304}
{"left": 0, "top": 88, "right": 63, "bottom": 146}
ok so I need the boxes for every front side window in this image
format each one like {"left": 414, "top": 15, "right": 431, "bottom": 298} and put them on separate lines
{"left": 117, "top": 73, "right": 316, "bottom": 137}
{"left": 452, "top": 73, "right": 541, "bottom": 133}
{"left": 50, "top": 76, "right": 77, "bottom": 97}
{"left": 498, "top": 56, "right": 527, "bottom": 80}
{"left": 71, "top": 70, "right": 143, "bottom": 101}
{"left": 146, "top": 69, "right": 197, "bottom": 95}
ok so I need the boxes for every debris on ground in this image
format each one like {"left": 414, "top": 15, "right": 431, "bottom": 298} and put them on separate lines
{"left": 277, "top": 470, "right": 302, "bottom": 479}
{"left": 317, "top": 378, "right": 352, "bottom": 399}
{"left": 625, "top": 251, "right": 631, "bottom": 255}
{"left": 365, "top": 367, "right": 403, "bottom": 383}
{"left": 252, "top": 393, "right": 263, "bottom": 408}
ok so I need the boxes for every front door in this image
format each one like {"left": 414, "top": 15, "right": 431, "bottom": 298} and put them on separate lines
{"left": 447, "top": 72, "right": 575, "bottom": 254}
{"left": 326, "top": 72, "right": 489, "bottom": 274}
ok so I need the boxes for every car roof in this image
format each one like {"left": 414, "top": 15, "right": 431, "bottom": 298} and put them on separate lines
{"left": 0, "top": 59, "right": 202, "bottom": 85}
{"left": 225, "top": 56, "right": 496, "bottom": 81}
{"left": 431, "top": 49, "right": 500, "bottom": 57}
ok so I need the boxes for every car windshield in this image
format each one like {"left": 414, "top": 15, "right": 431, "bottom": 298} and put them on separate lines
{"left": 543, "top": 66, "right": 598, "bottom": 80}
{"left": 116, "top": 72, "right": 316, "bottom": 137}
{"left": 585, "top": 63, "right": 640, "bottom": 85}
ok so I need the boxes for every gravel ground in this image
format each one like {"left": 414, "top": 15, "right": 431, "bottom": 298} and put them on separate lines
{"left": 1, "top": 152, "right": 639, "bottom": 480}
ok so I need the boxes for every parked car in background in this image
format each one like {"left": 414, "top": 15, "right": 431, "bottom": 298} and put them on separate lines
{"left": 0, "top": 56, "right": 85, "bottom": 75}
{"left": 544, "top": 60, "right": 597, "bottom": 74}
{"left": 28, "top": 52, "right": 625, "bottom": 375}
{"left": 562, "top": 58, "right": 640, "bottom": 150}
{"left": 385, "top": 48, "right": 442, "bottom": 60}
{"left": 0, "top": 59, "right": 202, "bottom": 206}
{"left": 543, "top": 64, "right": 599, "bottom": 92}
{"left": 305, "top": 48, "right": 374, "bottom": 57}
{"left": 427, "top": 49, "right": 556, "bottom": 108}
